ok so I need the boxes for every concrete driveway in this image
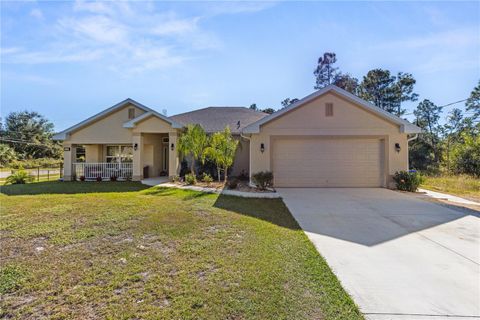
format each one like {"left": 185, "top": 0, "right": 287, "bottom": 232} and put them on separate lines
{"left": 277, "top": 188, "right": 480, "bottom": 320}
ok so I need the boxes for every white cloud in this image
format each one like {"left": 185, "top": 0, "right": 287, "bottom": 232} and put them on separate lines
{"left": 4, "top": 72, "right": 56, "bottom": 85}
{"left": 29, "top": 8, "right": 44, "bottom": 20}
{"left": 375, "top": 28, "right": 479, "bottom": 50}
{"left": 2, "top": 0, "right": 271, "bottom": 73}
{"left": 152, "top": 16, "right": 199, "bottom": 36}
{"left": 207, "top": 2, "right": 276, "bottom": 15}
{"left": 73, "top": 0, "right": 114, "bottom": 16}
{"left": 7, "top": 49, "right": 104, "bottom": 64}
{"left": 0, "top": 47, "right": 22, "bottom": 55}
{"left": 58, "top": 15, "right": 128, "bottom": 44}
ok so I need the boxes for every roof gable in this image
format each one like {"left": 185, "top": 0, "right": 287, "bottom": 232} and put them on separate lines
{"left": 53, "top": 98, "right": 180, "bottom": 140}
{"left": 242, "top": 85, "right": 421, "bottom": 134}
{"left": 123, "top": 111, "right": 182, "bottom": 129}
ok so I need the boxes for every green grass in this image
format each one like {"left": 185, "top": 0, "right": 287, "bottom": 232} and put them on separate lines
{"left": 421, "top": 175, "right": 480, "bottom": 202}
{"left": 0, "top": 265, "right": 28, "bottom": 295}
{"left": 0, "top": 182, "right": 362, "bottom": 319}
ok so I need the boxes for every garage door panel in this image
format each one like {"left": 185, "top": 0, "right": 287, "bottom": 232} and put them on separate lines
{"left": 272, "top": 138, "right": 384, "bottom": 187}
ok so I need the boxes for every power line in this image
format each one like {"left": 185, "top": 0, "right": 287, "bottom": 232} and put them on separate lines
{"left": 438, "top": 99, "right": 468, "bottom": 108}
{"left": 0, "top": 138, "right": 52, "bottom": 148}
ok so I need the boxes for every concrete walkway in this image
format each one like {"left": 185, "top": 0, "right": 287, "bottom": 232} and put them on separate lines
{"left": 418, "top": 188, "right": 479, "bottom": 206}
{"left": 278, "top": 188, "right": 480, "bottom": 320}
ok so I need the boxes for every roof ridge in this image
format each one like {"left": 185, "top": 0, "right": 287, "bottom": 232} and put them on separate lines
{"left": 171, "top": 106, "right": 264, "bottom": 118}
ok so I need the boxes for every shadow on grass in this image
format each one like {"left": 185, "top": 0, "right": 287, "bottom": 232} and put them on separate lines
{"left": 142, "top": 186, "right": 212, "bottom": 201}
{"left": 214, "top": 194, "right": 301, "bottom": 230}
{"left": 0, "top": 181, "right": 150, "bottom": 196}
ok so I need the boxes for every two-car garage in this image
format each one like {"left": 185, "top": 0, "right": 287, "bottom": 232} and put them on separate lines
{"left": 272, "top": 137, "right": 385, "bottom": 187}
{"left": 244, "top": 85, "right": 422, "bottom": 188}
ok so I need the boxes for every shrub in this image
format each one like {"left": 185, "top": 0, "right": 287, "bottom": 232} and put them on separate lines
{"left": 228, "top": 179, "right": 238, "bottom": 189}
{"left": 450, "top": 133, "right": 480, "bottom": 177}
{"left": 171, "top": 175, "right": 180, "bottom": 183}
{"left": 393, "top": 170, "right": 423, "bottom": 192}
{"left": 79, "top": 176, "right": 86, "bottom": 181}
{"left": 237, "top": 170, "right": 249, "bottom": 181}
{"left": 9, "top": 158, "right": 62, "bottom": 169}
{"left": 110, "top": 176, "right": 117, "bottom": 182}
{"left": 5, "top": 170, "right": 34, "bottom": 185}
{"left": 201, "top": 173, "right": 213, "bottom": 184}
{"left": 179, "top": 159, "right": 189, "bottom": 177}
{"left": 197, "top": 158, "right": 217, "bottom": 180}
{"left": 0, "top": 144, "right": 16, "bottom": 167}
{"left": 185, "top": 173, "right": 197, "bottom": 185}
{"left": 252, "top": 171, "right": 274, "bottom": 191}
{"left": 96, "top": 176, "right": 103, "bottom": 182}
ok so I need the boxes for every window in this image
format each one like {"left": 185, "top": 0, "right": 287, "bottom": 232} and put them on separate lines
{"left": 76, "top": 145, "right": 86, "bottom": 162}
{"left": 325, "top": 103, "right": 334, "bottom": 117}
{"left": 163, "top": 146, "right": 168, "bottom": 171}
{"left": 128, "top": 108, "right": 135, "bottom": 120}
{"left": 106, "top": 145, "right": 133, "bottom": 163}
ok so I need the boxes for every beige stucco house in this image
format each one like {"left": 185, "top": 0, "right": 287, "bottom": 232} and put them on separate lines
{"left": 53, "top": 85, "right": 421, "bottom": 188}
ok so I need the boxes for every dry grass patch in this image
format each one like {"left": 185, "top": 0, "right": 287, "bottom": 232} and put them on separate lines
{"left": 421, "top": 175, "right": 480, "bottom": 202}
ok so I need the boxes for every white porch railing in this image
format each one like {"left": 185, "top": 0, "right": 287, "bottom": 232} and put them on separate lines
{"left": 73, "top": 162, "right": 133, "bottom": 180}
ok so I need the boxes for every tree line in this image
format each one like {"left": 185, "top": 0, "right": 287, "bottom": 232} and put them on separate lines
{"left": 249, "top": 51, "right": 420, "bottom": 116}
{"left": 0, "top": 111, "right": 62, "bottom": 167}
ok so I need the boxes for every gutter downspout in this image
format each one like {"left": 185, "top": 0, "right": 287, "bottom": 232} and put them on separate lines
{"left": 240, "top": 133, "right": 255, "bottom": 187}
{"left": 407, "top": 134, "right": 418, "bottom": 142}
{"left": 406, "top": 134, "right": 418, "bottom": 172}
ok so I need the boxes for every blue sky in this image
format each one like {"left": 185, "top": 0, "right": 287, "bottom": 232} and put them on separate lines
{"left": 1, "top": 1, "right": 479, "bottom": 131}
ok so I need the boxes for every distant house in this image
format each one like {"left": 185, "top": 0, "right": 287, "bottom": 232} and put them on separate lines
{"left": 53, "top": 85, "right": 421, "bottom": 187}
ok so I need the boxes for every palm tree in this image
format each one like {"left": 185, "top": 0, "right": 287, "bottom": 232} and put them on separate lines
{"left": 177, "top": 124, "right": 208, "bottom": 175}
{"left": 205, "top": 126, "right": 239, "bottom": 182}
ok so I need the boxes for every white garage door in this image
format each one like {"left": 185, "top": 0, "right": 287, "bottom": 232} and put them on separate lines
{"left": 272, "top": 138, "right": 384, "bottom": 187}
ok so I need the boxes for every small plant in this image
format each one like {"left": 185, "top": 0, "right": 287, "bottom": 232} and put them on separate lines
{"left": 393, "top": 170, "right": 424, "bottom": 192}
{"left": 201, "top": 173, "right": 213, "bottom": 184}
{"left": 171, "top": 175, "right": 180, "bottom": 183}
{"left": 4, "top": 170, "right": 34, "bottom": 185}
{"left": 252, "top": 171, "right": 273, "bottom": 191}
{"left": 110, "top": 176, "right": 117, "bottom": 182}
{"left": 237, "top": 170, "right": 249, "bottom": 181}
{"left": 79, "top": 176, "right": 86, "bottom": 181}
{"left": 96, "top": 176, "right": 103, "bottom": 182}
{"left": 228, "top": 179, "right": 239, "bottom": 189}
{"left": 185, "top": 173, "right": 197, "bottom": 185}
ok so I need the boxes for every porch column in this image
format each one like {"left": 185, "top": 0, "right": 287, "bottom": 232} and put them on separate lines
{"left": 63, "top": 143, "right": 76, "bottom": 181}
{"left": 132, "top": 133, "right": 144, "bottom": 181}
{"left": 168, "top": 132, "right": 180, "bottom": 179}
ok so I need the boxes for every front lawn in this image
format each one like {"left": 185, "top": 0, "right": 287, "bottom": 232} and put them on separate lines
{"left": 421, "top": 175, "right": 480, "bottom": 202}
{"left": 0, "top": 182, "right": 362, "bottom": 319}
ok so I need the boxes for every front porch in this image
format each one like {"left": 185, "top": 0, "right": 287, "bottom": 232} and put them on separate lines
{"left": 73, "top": 162, "right": 133, "bottom": 181}
{"left": 63, "top": 132, "right": 180, "bottom": 181}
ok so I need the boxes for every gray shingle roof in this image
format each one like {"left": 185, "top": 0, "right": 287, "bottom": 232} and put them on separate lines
{"left": 170, "top": 107, "right": 268, "bottom": 134}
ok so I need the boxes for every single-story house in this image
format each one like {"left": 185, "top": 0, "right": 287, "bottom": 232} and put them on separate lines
{"left": 53, "top": 85, "right": 421, "bottom": 188}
